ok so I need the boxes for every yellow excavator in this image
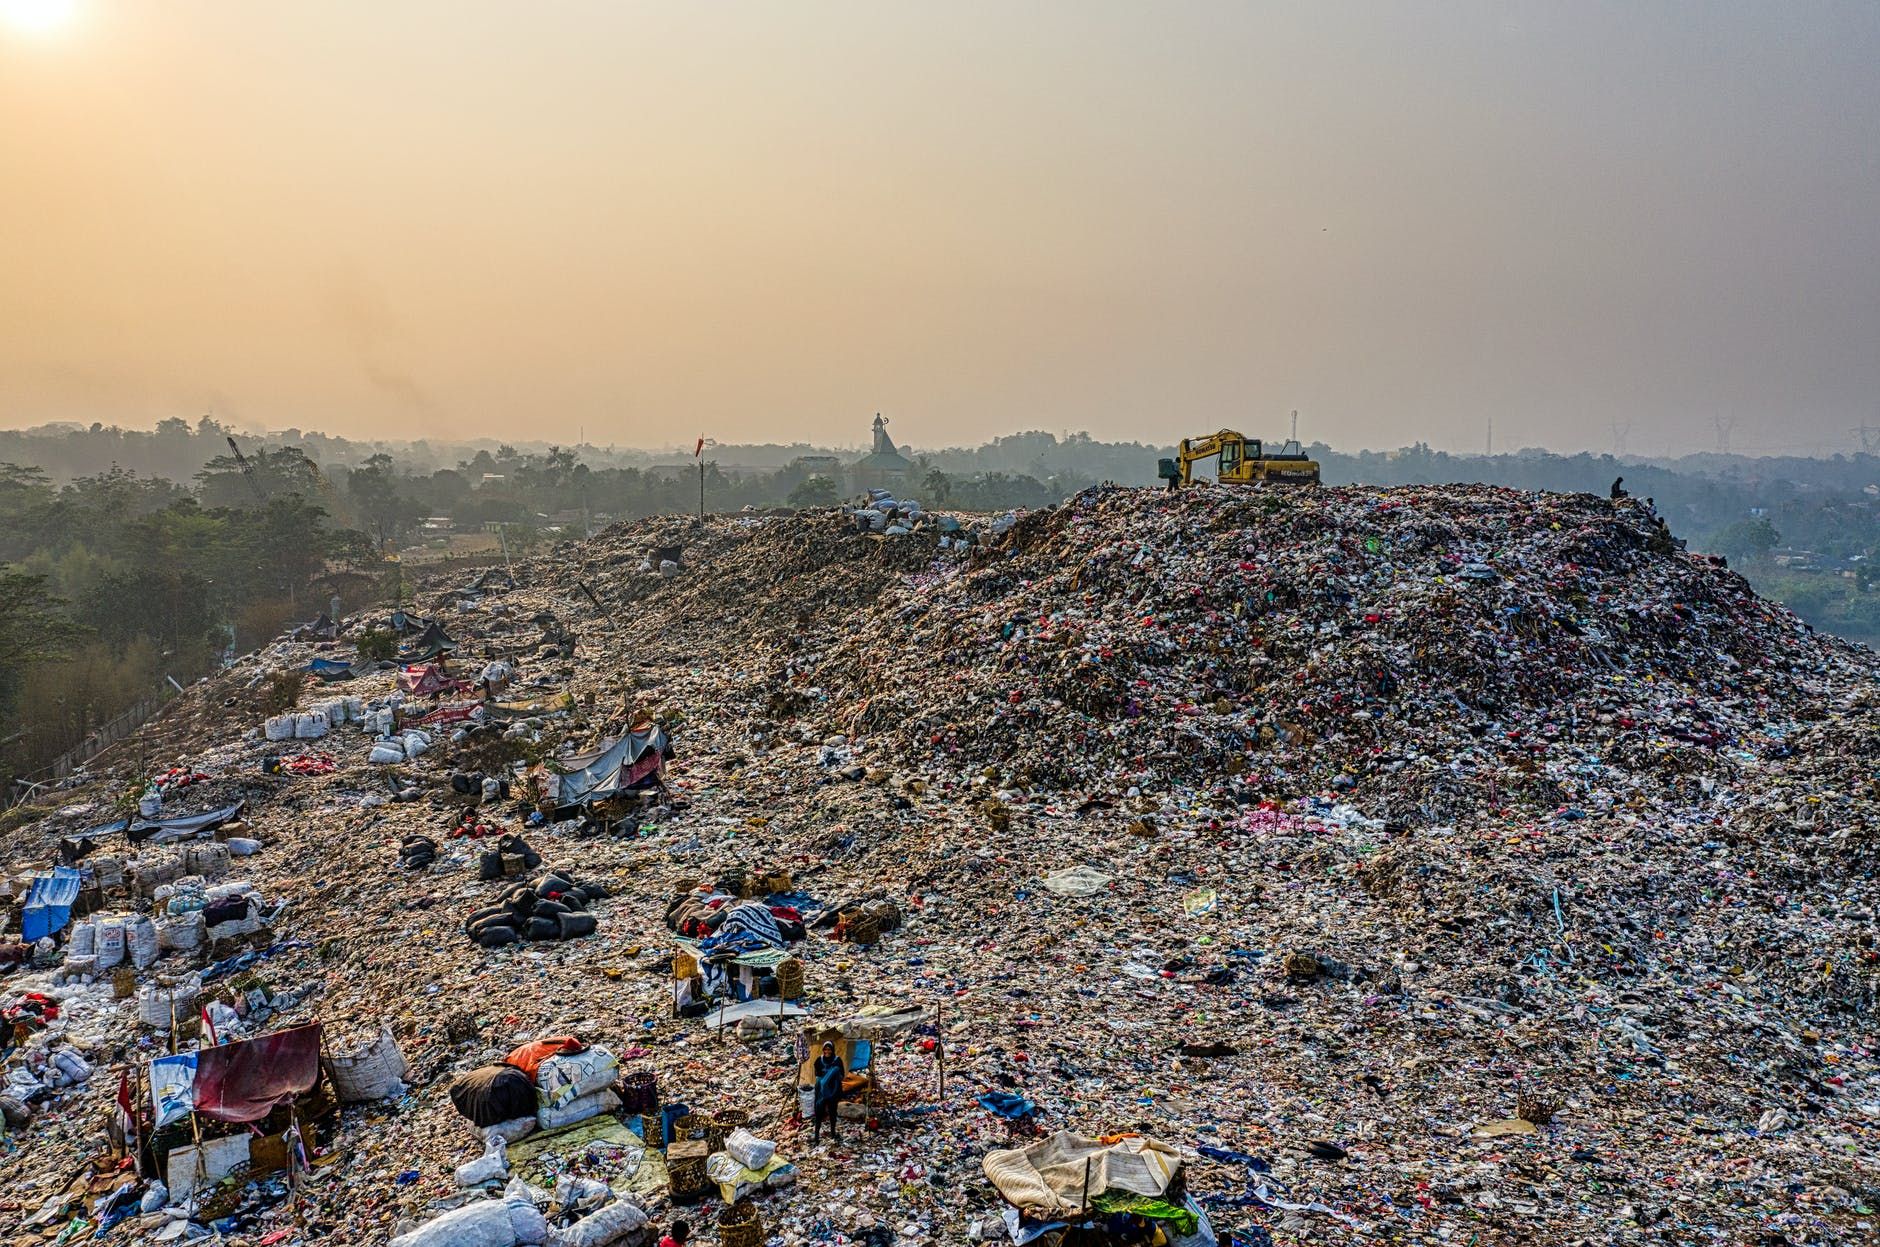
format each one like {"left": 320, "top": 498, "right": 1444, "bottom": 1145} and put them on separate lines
{"left": 1158, "top": 430, "right": 1320, "bottom": 488}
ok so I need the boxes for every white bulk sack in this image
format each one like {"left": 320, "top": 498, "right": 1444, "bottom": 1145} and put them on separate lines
{"left": 724, "top": 1127, "right": 775, "bottom": 1171}
{"left": 559, "top": 1199, "right": 648, "bottom": 1247}
{"left": 94, "top": 920, "right": 126, "bottom": 969}
{"left": 127, "top": 916, "right": 161, "bottom": 969}
{"left": 536, "top": 1047, "right": 617, "bottom": 1109}
{"left": 536, "top": 1087, "right": 620, "bottom": 1131}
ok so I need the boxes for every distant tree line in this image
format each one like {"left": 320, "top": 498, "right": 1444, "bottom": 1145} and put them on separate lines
{"left": 7, "top": 418, "right": 1880, "bottom": 791}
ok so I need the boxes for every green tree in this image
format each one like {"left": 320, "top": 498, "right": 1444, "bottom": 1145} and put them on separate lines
{"left": 788, "top": 475, "right": 839, "bottom": 507}
{"left": 0, "top": 570, "right": 85, "bottom": 761}
{"left": 1708, "top": 517, "right": 1780, "bottom": 564}
{"left": 922, "top": 467, "right": 952, "bottom": 504}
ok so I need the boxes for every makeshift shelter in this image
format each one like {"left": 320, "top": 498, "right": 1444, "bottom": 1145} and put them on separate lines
{"left": 308, "top": 655, "right": 382, "bottom": 683}
{"left": 794, "top": 1005, "right": 932, "bottom": 1119}
{"left": 20, "top": 867, "right": 82, "bottom": 942}
{"left": 60, "top": 801, "right": 246, "bottom": 860}
{"left": 290, "top": 612, "right": 337, "bottom": 641}
{"left": 397, "top": 621, "right": 457, "bottom": 662}
{"left": 398, "top": 664, "right": 469, "bottom": 698}
{"left": 148, "top": 1023, "right": 329, "bottom": 1197}
{"left": 983, "top": 1131, "right": 1214, "bottom": 1245}
{"left": 542, "top": 724, "right": 673, "bottom": 815}
{"left": 673, "top": 938, "right": 794, "bottom": 1013}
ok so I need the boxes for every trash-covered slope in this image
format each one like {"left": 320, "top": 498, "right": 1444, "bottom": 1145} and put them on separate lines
{"left": 767, "top": 485, "right": 1867, "bottom": 812}
{"left": 1, "top": 484, "right": 1875, "bottom": 1247}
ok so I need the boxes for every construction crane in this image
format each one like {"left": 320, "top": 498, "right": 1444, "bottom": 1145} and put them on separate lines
{"left": 225, "top": 436, "right": 270, "bottom": 505}
{"left": 1158, "top": 430, "right": 1320, "bottom": 489}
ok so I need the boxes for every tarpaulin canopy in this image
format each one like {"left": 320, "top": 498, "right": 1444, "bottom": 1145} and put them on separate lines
{"left": 132, "top": 801, "right": 246, "bottom": 846}
{"left": 398, "top": 665, "right": 468, "bottom": 698}
{"left": 21, "top": 867, "right": 82, "bottom": 942}
{"left": 308, "top": 656, "right": 382, "bottom": 683}
{"left": 397, "top": 622, "right": 457, "bottom": 662}
{"left": 551, "top": 724, "right": 672, "bottom": 811}
{"left": 60, "top": 801, "right": 246, "bottom": 860}
{"left": 983, "top": 1131, "right": 1188, "bottom": 1220}
{"left": 833, "top": 1005, "right": 929, "bottom": 1039}
{"left": 190, "top": 1023, "right": 323, "bottom": 1123}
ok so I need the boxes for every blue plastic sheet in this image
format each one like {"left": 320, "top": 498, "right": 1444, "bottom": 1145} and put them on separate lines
{"left": 21, "top": 866, "right": 81, "bottom": 942}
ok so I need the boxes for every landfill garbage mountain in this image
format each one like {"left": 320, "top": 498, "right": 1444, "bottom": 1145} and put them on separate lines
{"left": 1, "top": 483, "right": 1876, "bottom": 1247}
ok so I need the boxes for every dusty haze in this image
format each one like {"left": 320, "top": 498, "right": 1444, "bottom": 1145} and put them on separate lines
{"left": 2, "top": 2, "right": 1877, "bottom": 454}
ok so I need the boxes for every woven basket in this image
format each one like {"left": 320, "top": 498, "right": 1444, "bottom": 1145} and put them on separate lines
{"left": 673, "top": 1113, "right": 704, "bottom": 1140}
{"left": 324, "top": 1027, "right": 409, "bottom": 1103}
{"left": 848, "top": 912, "right": 881, "bottom": 946}
{"left": 668, "top": 1154, "right": 708, "bottom": 1202}
{"left": 619, "top": 1070, "right": 658, "bottom": 1115}
{"left": 1515, "top": 1090, "right": 1562, "bottom": 1125}
{"left": 712, "top": 1107, "right": 750, "bottom": 1132}
{"left": 718, "top": 1199, "right": 763, "bottom": 1247}
{"left": 672, "top": 950, "right": 700, "bottom": 981}
{"left": 776, "top": 957, "right": 805, "bottom": 1000}
{"left": 704, "top": 1126, "right": 726, "bottom": 1154}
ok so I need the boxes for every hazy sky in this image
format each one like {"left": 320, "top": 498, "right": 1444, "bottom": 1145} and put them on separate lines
{"left": 2, "top": 2, "right": 1876, "bottom": 454}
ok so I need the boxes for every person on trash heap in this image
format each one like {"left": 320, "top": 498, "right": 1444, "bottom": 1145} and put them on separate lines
{"left": 1610, "top": 476, "right": 1627, "bottom": 499}
{"left": 813, "top": 1040, "right": 845, "bottom": 1145}
{"left": 658, "top": 1220, "right": 691, "bottom": 1247}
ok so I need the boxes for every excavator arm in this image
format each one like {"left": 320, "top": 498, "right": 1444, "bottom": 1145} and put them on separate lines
{"left": 1157, "top": 429, "right": 1317, "bottom": 487}
{"left": 1161, "top": 430, "right": 1254, "bottom": 486}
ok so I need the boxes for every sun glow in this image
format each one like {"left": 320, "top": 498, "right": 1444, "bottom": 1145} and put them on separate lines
{"left": 0, "top": 0, "right": 76, "bottom": 37}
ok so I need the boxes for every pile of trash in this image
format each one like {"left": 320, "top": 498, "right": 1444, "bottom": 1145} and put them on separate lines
{"left": 1, "top": 483, "right": 1876, "bottom": 1247}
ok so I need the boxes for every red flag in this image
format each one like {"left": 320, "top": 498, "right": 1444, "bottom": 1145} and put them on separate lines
{"left": 694, "top": 437, "right": 704, "bottom": 458}
{"left": 116, "top": 1068, "right": 138, "bottom": 1149}
{"left": 201, "top": 1003, "right": 219, "bottom": 1047}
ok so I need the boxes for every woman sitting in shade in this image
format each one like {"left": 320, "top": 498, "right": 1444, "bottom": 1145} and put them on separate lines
{"left": 812, "top": 1040, "right": 845, "bottom": 1146}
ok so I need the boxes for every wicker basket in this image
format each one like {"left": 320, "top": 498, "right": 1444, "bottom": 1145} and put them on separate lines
{"left": 718, "top": 1198, "right": 764, "bottom": 1247}
{"left": 668, "top": 1141, "right": 710, "bottom": 1202}
{"left": 324, "top": 1027, "right": 409, "bottom": 1103}
{"left": 673, "top": 1113, "right": 705, "bottom": 1140}
{"left": 672, "top": 949, "right": 700, "bottom": 981}
{"left": 776, "top": 957, "right": 805, "bottom": 1000}
{"left": 1515, "top": 1090, "right": 1562, "bottom": 1125}
{"left": 619, "top": 1070, "right": 658, "bottom": 1115}
{"left": 848, "top": 911, "right": 881, "bottom": 946}
{"left": 712, "top": 1107, "right": 750, "bottom": 1132}
{"left": 704, "top": 1125, "right": 726, "bottom": 1154}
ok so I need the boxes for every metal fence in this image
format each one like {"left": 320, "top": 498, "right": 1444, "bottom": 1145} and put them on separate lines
{"left": 7, "top": 691, "right": 175, "bottom": 804}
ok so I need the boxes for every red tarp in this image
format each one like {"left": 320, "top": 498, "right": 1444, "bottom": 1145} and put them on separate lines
{"left": 398, "top": 665, "right": 467, "bottom": 698}
{"left": 191, "top": 1023, "right": 324, "bottom": 1123}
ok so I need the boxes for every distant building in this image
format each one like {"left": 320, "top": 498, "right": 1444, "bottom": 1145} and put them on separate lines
{"left": 850, "top": 413, "right": 915, "bottom": 493}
